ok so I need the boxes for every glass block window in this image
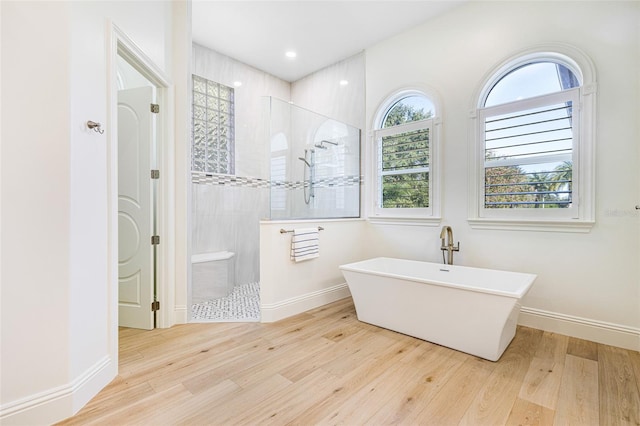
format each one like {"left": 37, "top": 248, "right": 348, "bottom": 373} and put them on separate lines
{"left": 192, "top": 75, "right": 235, "bottom": 174}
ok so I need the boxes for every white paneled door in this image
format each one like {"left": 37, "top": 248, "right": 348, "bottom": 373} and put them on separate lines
{"left": 118, "top": 86, "right": 156, "bottom": 330}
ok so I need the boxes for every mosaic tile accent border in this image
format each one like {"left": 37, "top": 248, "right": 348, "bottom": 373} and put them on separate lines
{"left": 192, "top": 171, "right": 362, "bottom": 189}
{"left": 192, "top": 172, "right": 270, "bottom": 188}
{"left": 315, "top": 175, "right": 361, "bottom": 188}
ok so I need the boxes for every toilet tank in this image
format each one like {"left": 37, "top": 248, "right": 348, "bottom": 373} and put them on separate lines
{"left": 191, "top": 251, "right": 235, "bottom": 303}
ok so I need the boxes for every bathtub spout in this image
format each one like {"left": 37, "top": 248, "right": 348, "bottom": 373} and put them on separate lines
{"left": 439, "top": 226, "right": 460, "bottom": 265}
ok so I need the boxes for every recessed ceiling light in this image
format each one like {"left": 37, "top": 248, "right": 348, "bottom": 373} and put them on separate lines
{"left": 285, "top": 51, "right": 297, "bottom": 59}
{"left": 339, "top": 80, "right": 349, "bottom": 86}
{"left": 233, "top": 81, "right": 242, "bottom": 87}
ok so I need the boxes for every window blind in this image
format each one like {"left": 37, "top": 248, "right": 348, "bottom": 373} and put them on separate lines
{"left": 482, "top": 89, "right": 577, "bottom": 209}
{"left": 379, "top": 125, "right": 430, "bottom": 208}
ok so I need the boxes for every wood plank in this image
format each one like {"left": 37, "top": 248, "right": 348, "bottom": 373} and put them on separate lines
{"left": 459, "top": 326, "right": 544, "bottom": 425}
{"left": 318, "top": 328, "right": 400, "bottom": 377}
{"left": 553, "top": 354, "right": 599, "bottom": 426}
{"left": 506, "top": 398, "right": 555, "bottom": 426}
{"left": 141, "top": 337, "right": 269, "bottom": 392}
{"left": 629, "top": 349, "right": 640, "bottom": 391}
{"left": 292, "top": 337, "right": 430, "bottom": 423}
{"left": 225, "top": 335, "right": 335, "bottom": 389}
{"left": 178, "top": 374, "right": 293, "bottom": 425}
{"left": 365, "top": 345, "right": 471, "bottom": 425}
{"left": 403, "top": 356, "right": 495, "bottom": 425}
{"left": 182, "top": 333, "right": 326, "bottom": 393}
{"left": 534, "top": 331, "right": 569, "bottom": 362}
{"left": 598, "top": 343, "right": 640, "bottom": 425}
{"left": 518, "top": 331, "right": 569, "bottom": 409}
{"left": 228, "top": 368, "right": 338, "bottom": 424}
{"left": 154, "top": 379, "right": 240, "bottom": 425}
{"left": 118, "top": 324, "right": 247, "bottom": 379}
{"left": 315, "top": 350, "right": 435, "bottom": 424}
{"left": 567, "top": 336, "right": 599, "bottom": 361}
{"left": 321, "top": 323, "right": 366, "bottom": 343}
{"left": 278, "top": 331, "right": 367, "bottom": 383}
{"left": 518, "top": 356, "right": 564, "bottom": 409}
{"left": 231, "top": 313, "right": 319, "bottom": 346}
{"left": 77, "top": 384, "right": 193, "bottom": 425}
{"left": 56, "top": 380, "right": 155, "bottom": 426}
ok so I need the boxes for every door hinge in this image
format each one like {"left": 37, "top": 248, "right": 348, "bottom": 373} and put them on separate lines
{"left": 150, "top": 103, "right": 160, "bottom": 114}
{"left": 151, "top": 300, "right": 160, "bottom": 312}
{"left": 151, "top": 169, "right": 160, "bottom": 179}
{"left": 151, "top": 235, "right": 160, "bottom": 245}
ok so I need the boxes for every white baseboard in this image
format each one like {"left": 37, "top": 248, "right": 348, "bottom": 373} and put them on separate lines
{"left": 519, "top": 307, "right": 640, "bottom": 351}
{"left": 261, "top": 283, "right": 351, "bottom": 323}
{"left": 174, "top": 304, "right": 188, "bottom": 325}
{"left": 0, "top": 355, "right": 114, "bottom": 425}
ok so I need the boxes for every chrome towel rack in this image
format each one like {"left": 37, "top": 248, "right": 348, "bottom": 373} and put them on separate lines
{"left": 280, "top": 226, "right": 324, "bottom": 234}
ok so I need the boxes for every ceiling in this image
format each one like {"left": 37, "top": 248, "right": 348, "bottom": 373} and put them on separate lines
{"left": 192, "top": 1, "right": 465, "bottom": 82}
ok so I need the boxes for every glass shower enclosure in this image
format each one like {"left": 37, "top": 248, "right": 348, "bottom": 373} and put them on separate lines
{"left": 265, "top": 97, "right": 361, "bottom": 219}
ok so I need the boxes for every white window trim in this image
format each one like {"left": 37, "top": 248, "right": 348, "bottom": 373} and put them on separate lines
{"left": 368, "top": 88, "right": 442, "bottom": 226}
{"left": 468, "top": 43, "right": 596, "bottom": 233}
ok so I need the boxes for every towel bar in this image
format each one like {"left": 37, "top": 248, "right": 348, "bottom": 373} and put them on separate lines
{"left": 280, "top": 226, "right": 324, "bottom": 234}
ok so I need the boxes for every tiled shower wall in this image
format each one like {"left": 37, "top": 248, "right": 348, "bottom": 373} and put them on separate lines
{"left": 192, "top": 44, "right": 289, "bottom": 288}
{"left": 291, "top": 52, "right": 365, "bottom": 131}
{"left": 192, "top": 179, "right": 269, "bottom": 286}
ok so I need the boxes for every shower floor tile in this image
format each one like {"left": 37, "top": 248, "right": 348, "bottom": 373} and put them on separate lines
{"left": 191, "top": 281, "right": 260, "bottom": 322}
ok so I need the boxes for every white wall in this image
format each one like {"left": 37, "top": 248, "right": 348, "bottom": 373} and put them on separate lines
{"left": 1, "top": 4, "right": 72, "bottom": 422}
{"left": 260, "top": 219, "right": 368, "bottom": 322}
{"left": 364, "top": 1, "right": 640, "bottom": 350}
{"left": 0, "top": 1, "right": 187, "bottom": 424}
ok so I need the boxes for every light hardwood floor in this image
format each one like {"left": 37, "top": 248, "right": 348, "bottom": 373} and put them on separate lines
{"left": 59, "top": 298, "right": 640, "bottom": 425}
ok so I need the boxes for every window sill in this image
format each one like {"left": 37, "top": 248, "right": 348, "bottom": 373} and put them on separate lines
{"left": 468, "top": 218, "right": 594, "bottom": 233}
{"left": 368, "top": 215, "right": 442, "bottom": 227}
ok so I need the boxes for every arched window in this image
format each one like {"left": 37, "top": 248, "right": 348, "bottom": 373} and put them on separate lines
{"left": 371, "top": 90, "right": 441, "bottom": 222}
{"left": 470, "top": 47, "right": 596, "bottom": 231}
{"left": 382, "top": 95, "right": 435, "bottom": 127}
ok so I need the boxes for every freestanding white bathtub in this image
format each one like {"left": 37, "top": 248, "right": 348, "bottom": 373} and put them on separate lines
{"left": 339, "top": 257, "right": 536, "bottom": 361}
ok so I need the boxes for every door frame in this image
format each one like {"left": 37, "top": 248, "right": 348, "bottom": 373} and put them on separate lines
{"left": 107, "top": 22, "right": 176, "bottom": 362}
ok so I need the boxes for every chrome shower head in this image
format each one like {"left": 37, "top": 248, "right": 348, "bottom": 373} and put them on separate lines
{"left": 314, "top": 140, "right": 338, "bottom": 150}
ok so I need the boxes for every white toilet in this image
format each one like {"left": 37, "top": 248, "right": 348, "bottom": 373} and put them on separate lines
{"left": 191, "top": 251, "right": 235, "bottom": 303}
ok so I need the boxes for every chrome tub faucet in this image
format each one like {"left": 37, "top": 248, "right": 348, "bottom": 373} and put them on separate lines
{"left": 440, "top": 226, "right": 460, "bottom": 265}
